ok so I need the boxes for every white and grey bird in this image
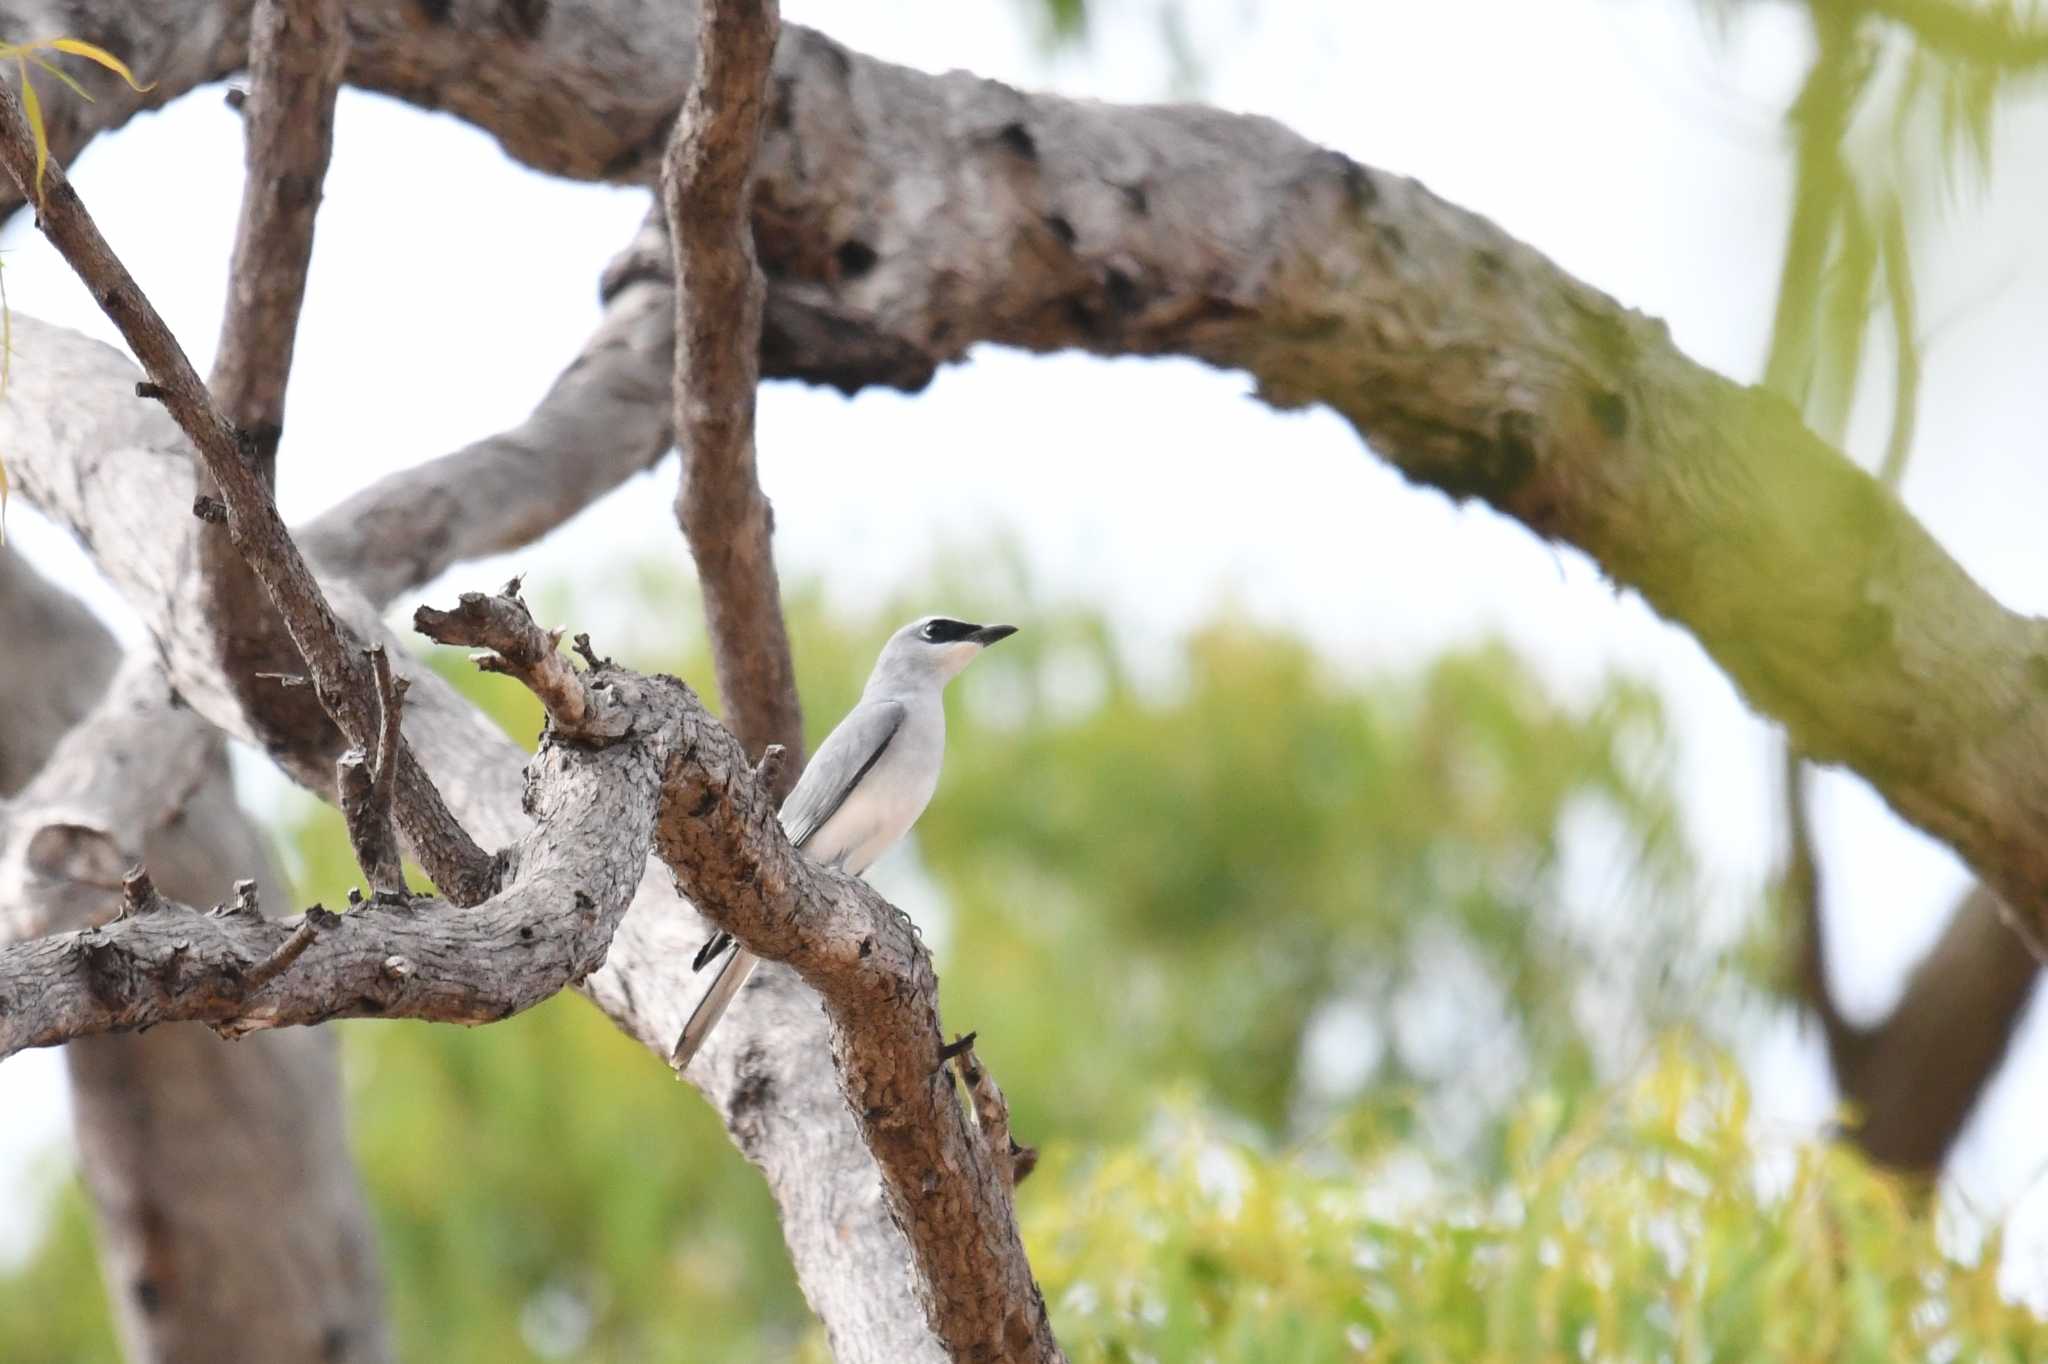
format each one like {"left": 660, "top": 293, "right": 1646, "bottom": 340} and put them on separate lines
{"left": 669, "top": 615, "right": 1017, "bottom": 1070}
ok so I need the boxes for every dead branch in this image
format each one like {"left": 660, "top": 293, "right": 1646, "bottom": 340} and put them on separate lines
{"left": 662, "top": 0, "right": 805, "bottom": 792}
{"left": 336, "top": 646, "right": 410, "bottom": 899}
{"left": 211, "top": 0, "right": 347, "bottom": 474}
{"left": 412, "top": 589, "right": 614, "bottom": 740}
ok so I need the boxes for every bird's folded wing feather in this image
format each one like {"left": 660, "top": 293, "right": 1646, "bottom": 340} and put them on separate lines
{"left": 780, "top": 699, "right": 906, "bottom": 850}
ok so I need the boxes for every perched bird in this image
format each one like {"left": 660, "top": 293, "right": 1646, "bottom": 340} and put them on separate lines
{"left": 670, "top": 615, "right": 1017, "bottom": 1070}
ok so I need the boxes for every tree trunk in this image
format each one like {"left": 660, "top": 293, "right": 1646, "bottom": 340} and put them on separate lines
{"left": 0, "top": 546, "right": 391, "bottom": 1364}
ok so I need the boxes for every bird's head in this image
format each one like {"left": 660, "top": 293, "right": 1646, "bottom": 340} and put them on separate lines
{"left": 871, "top": 615, "right": 1018, "bottom": 690}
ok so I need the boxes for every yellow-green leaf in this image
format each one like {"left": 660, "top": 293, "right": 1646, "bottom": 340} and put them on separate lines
{"left": 18, "top": 62, "right": 45, "bottom": 206}
{"left": 45, "top": 38, "right": 152, "bottom": 92}
{"left": 26, "top": 53, "right": 93, "bottom": 105}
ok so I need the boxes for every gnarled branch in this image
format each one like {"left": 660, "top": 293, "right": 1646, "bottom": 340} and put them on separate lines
{"left": 0, "top": 586, "right": 690, "bottom": 1055}
{"left": 652, "top": 704, "right": 1060, "bottom": 1362}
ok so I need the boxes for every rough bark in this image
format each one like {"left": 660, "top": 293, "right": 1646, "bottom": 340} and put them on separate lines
{"left": 0, "top": 547, "right": 391, "bottom": 1364}
{"left": 661, "top": 0, "right": 804, "bottom": 786}
{"left": 0, "top": 601, "right": 692, "bottom": 1050}
{"left": 209, "top": 0, "right": 345, "bottom": 472}
{"left": 650, "top": 682, "right": 1058, "bottom": 1360}
{"left": 0, "top": 321, "right": 953, "bottom": 1364}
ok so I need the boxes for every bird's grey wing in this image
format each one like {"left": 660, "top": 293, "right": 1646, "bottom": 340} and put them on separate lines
{"left": 780, "top": 699, "right": 906, "bottom": 850}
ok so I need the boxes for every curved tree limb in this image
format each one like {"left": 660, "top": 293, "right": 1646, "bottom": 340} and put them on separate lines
{"left": 299, "top": 209, "right": 678, "bottom": 608}
{"left": 0, "top": 586, "right": 691, "bottom": 1054}
{"left": 18, "top": 11, "right": 2044, "bottom": 949}
{"left": 142, "top": 0, "right": 2048, "bottom": 949}
{"left": 663, "top": 0, "right": 804, "bottom": 785}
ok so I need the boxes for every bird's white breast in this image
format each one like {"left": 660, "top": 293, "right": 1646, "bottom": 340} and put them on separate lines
{"left": 802, "top": 725, "right": 944, "bottom": 875}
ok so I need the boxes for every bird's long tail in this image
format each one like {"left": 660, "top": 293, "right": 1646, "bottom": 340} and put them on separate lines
{"left": 671, "top": 946, "right": 760, "bottom": 1071}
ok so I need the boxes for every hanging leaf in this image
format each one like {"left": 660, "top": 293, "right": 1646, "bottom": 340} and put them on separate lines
{"left": 17, "top": 56, "right": 46, "bottom": 205}
{"left": 44, "top": 38, "right": 153, "bottom": 92}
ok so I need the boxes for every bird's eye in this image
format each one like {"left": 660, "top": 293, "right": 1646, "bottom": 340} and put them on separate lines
{"left": 920, "top": 622, "right": 943, "bottom": 642}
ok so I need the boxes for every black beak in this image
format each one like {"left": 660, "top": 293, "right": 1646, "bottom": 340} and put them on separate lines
{"left": 968, "top": 624, "right": 1017, "bottom": 647}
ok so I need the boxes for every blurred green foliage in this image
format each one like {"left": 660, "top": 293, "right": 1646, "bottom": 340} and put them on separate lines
{"left": 1032, "top": 1038, "right": 2048, "bottom": 1362}
{"left": 5, "top": 569, "right": 2036, "bottom": 1359}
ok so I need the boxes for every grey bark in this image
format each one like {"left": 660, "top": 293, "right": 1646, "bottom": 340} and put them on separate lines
{"left": 0, "top": 546, "right": 390, "bottom": 1364}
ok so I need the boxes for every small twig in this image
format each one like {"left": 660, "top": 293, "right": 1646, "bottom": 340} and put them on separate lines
{"left": 192, "top": 495, "right": 228, "bottom": 524}
{"left": 948, "top": 1036, "right": 1033, "bottom": 1190}
{"left": 134, "top": 380, "right": 166, "bottom": 401}
{"left": 240, "top": 905, "right": 337, "bottom": 995}
{"left": 337, "top": 645, "right": 409, "bottom": 900}
{"left": 254, "top": 671, "right": 308, "bottom": 689}
{"left": 414, "top": 589, "right": 609, "bottom": 739}
{"left": 571, "top": 632, "right": 608, "bottom": 671}
{"left": 116, "top": 867, "right": 163, "bottom": 920}
{"left": 367, "top": 645, "right": 408, "bottom": 804}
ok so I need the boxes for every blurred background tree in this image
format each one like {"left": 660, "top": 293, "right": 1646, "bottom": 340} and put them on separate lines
{"left": 6, "top": 0, "right": 2048, "bottom": 1358}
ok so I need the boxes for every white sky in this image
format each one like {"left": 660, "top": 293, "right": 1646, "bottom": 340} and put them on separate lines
{"left": 3, "top": 0, "right": 2047, "bottom": 1291}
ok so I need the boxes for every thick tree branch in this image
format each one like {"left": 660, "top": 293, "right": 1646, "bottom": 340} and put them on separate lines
{"left": 61, "top": 0, "right": 2032, "bottom": 948}
{"left": 653, "top": 716, "right": 1060, "bottom": 1362}
{"left": 0, "top": 80, "right": 497, "bottom": 905}
{"left": 0, "top": 661, "right": 218, "bottom": 941}
{"left": 0, "top": 586, "right": 690, "bottom": 1055}
{"left": 663, "top": 0, "right": 804, "bottom": 786}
